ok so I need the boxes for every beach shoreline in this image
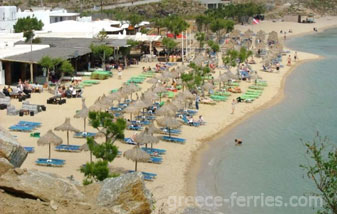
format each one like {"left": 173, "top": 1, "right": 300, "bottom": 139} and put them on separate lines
{"left": 183, "top": 19, "right": 337, "bottom": 206}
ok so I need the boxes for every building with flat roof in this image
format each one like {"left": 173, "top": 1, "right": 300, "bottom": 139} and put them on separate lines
{"left": 199, "top": 0, "right": 232, "bottom": 9}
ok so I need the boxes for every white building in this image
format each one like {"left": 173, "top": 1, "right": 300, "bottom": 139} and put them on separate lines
{"left": 199, "top": 0, "right": 232, "bottom": 9}
{"left": 17, "top": 8, "right": 80, "bottom": 26}
{"left": 0, "top": 6, "right": 17, "bottom": 33}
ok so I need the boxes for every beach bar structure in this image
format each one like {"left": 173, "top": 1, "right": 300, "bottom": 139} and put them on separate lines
{"left": 0, "top": 37, "right": 128, "bottom": 85}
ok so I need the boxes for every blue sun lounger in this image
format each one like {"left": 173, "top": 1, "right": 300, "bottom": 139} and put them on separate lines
{"left": 130, "top": 120, "right": 150, "bottom": 126}
{"left": 160, "top": 128, "right": 181, "bottom": 135}
{"left": 128, "top": 125, "right": 142, "bottom": 131}
{"left": 142, "top": 147, "right": 166, "bottom": 155}
{"left": 18, "top": 121, "right": 41, "bottom": 127}
{"left": 35, "top": 158, "right": 65, "bottom": 167}
{"left": 24, "top": 147, "right": 35, "bottom": 153}
{"left": 74, "top": 132, "right": 96, "bottom": 138}
{"left": 55, "top": 144, "right": 81, "bottom": 152}
{"left": 128, "top": 170, "right": 157, "bottom": 181}
{"left": 110, "top": 107, "right": 123, "bottom": 112}
{"left": 181, "top": 116, "right": 201, "bottom": 127}
{"left": 178, "top": 109, "right": 198, "bottom": 115}
{"left": 9, "top": 125, "right": 35, "bottom": 132}
{"left": 124, "top": 138, "right": 136, "bottom": 145}
{"left": 149, "top": 157, "right": 163, "bottom": 164}
{"left": 161, "top": 136, "right": 186, "bottom": 144}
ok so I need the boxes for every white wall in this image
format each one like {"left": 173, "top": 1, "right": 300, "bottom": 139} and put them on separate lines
{"left": 0, "top": 6, "right": 17, "bottom": 33}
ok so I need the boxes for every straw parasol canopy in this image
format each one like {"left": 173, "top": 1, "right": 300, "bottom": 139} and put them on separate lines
{"left": 54, "top": 117, "right": 80, "bottom": 145}
{"left": 156, "top": 116, "right": 182, "bottom": 137}
{"left": 256, "top": 30, "right": 266, "bottom": 41}
{"left": 243, "top": 29, "right": 254, "bottom": 39}
{"left": 147, "top": 77, "right": 159, "bottom": 84}
{"left": 156, "top": 100, "right": 178, "bottom": 117}
{"left": 74, "top": 98, "right": 89, "bottom": 132}
{"left": 148, "top": 123, "right": 161, "bottom": 135}
{"left": 89, "top": 97, "right": 108, "bottom": 112}
{"left": 124, "top": 146, "right": 150, "bottom": 171}
{"left": 229, "top": 29, "right": 241, "bottom": 39}
{"left": 134, "top": 127, "right": 160, "bottom": 146}
{"left": 203, "top": 82, "right": 214, "bottom": 91}
{"left": 143, "top": 90, "right": 159, "bottom": 102}
{"left": 268, "top": 31, "right": 279, "bottom": 44}
{"left": 172, "top": 97, "right": 185, "bottom": 110}
{"left": 37, "top": 130, "right": 62, "bottom": 160}
{"left": 124, "top": 104, "right": 141, "bottom": 120}
{"left": 153, "top": 84, "right": 167, "bottom": 101}
{"left": 255, "top": 41, "right": 266, "bottom": 50}
{"left": 193, "top": 53, "right": 207, "bottom": 67}
{"left": 181, "top": 90, "right": 195, "bottom": 100}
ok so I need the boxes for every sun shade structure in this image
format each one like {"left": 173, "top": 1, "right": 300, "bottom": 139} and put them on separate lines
{"left": 37, "top": 130, "right": 63, "bottom": 160}
{"left": 124, "top": 146, "right": 150, "bottom": 171}
{"left": 54, "top": 117, "right": 80, "bottom": 145}
{"left": 74, "top": 98, "right": 89, "bottom": 132}
{"left": 156, "top": 116, "right": 182, "bottom": 137}
{"left": 89, "top": 96, "right": 108, "bottom": 112}
{"left": 134, "top": 127, "right": 160, "bottom": 146}
{"left": 124, "top": 104, "right": 141, "bottom": 120}
{"left": 256, "top": 30, "right": 266, "bottom": 41}
{"left": 156, "top": 100, "right": 178, "bottom": 117}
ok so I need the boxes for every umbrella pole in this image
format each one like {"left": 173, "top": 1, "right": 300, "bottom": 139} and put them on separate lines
{"left": 49, "top": 143, "right": 51, "bottom": 160}
{"left": 67, "top": 131, "right": 69, "bottom": 145}
{"left": 135, "top": 161, "right": 138, "bottom": 171}
{"left": 130, "top": 113, "right": 132, "bottom": 121}
{"left": 90, "top": 151, "right": 92, "bottom": 163}
{"left": 151, "top": 143, "right": 153, "bottom": 149}
{"left": 84, "top": 118, "right": 86, "bottom": 132}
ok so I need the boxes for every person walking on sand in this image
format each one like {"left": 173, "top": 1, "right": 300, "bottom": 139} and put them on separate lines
{"left": 231, "top": 99, "right": 237, "bottom": 114}
{"left": 294, "top": 52, "right": 298, "bottom": 62}
{"left": 195, "top": 94, "right": 200, "bottom": 110}
{"left": 118, "top": 66, "right": 122, "bottom": 79}
{"left": 287, "top": 55, "right": 292, "bottom": 66}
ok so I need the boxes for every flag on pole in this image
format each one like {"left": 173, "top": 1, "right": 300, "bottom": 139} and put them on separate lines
{"left": 252, "top": 18, "right": 260, "bottom": 25}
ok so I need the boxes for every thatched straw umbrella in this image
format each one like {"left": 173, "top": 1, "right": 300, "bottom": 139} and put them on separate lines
{"left": 156, "top": 116, "right": 182, "bottom": 137}
{"left": 37, "top": 130, "right": 62, "bottom": 160}
{"left": 268, "top": 31, "right": 279, "bottom": 44}
{"left": 124, "top": 104, "right": 141, "bottom": 120}
{"left": 54, "top": 117, "right": 80, "bottom": 145}
{"left": 193, "top": 54, "right": 206, "bottom": 67}
{"left": 125, "top": 83, "right": 140, "bottom": 100}
{"left": 202, "top": 82, "right": 214, "bottom": 95}
{"left": 153, "top": 85, "right": 167, "bottom": 101}
{"left": 143, "top": 89, "right": 159, "bottom": 102}
{"left": 134, "top": 127, "right": 160, "bottom": 149}
{"left": 74, "top": 98, "right": 89, "bottom": 133}
{"left": 256, "top": 30, "right": 266, "bottom": 42}
{"left": 148, "top": 123, "right": 161, "bottom": 135}
{"left": 89, "top": 97, "right": 107, "bottom": 112}
{"left": 243, "top": 29, "right": 254, "bottom": 39}
{"left": 172, "top": 97, "right": 185, "bottom": 110}
{"left": 216, "top": 73, "right": 229, "bottom": 90}
{"left": 147, "top": 78, "right": 159, "bottom": 84}
{"left": 223, "top": 39, "right": 235, "bottom": 50}
{"left": 229, "top": 29, "right": 241, "bottom": 39}
{"left": 156, "top": 100, "right": 178, "bottom": 117}
{"left": 124, "top": 146, "right": 150, "bottom": 171}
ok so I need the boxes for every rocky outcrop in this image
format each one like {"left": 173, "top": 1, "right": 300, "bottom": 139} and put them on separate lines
{"left": 0, "top": 169, "right": 85, "bottom": 202}
{"left": 97, "top": 172, "right": 153, "bottom": 214}
{"left": 0, "top": 158, "right": 13, "bottom": 175}
{"left": 0, "top": 170, "right": 154, "bottom": 214}
{"left": 0, "top": 126, "right": 27, "bottom": 168}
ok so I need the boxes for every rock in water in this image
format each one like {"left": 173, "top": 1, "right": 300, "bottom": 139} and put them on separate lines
{"left": 0, "top": 169, "right": 84, "bottom": 202}
{"left": 97, "top": 172, "right": 153, "bottom": 214}
{"left": 0, "top": 126, "right": 27, "bottom": 167}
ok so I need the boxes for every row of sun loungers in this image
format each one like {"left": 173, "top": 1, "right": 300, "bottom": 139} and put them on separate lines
{"left": 36, "top": 158, "right": 65, "bottom": 167}
{"left": 9, "top": 121, "right": 41, "bottom": 132}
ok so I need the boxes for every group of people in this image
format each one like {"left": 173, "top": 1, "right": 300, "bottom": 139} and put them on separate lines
{"left": 57, "top": 84, "right": 82, "bottom": 98}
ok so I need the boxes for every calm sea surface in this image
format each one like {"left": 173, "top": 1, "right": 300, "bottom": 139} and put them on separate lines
{"left": 196, "top": 28, "right": 337, "bottom": 214}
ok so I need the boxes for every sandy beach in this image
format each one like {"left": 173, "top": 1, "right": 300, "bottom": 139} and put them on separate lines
{"left": 1, "top": 16, "right": 337, "bottom": 213}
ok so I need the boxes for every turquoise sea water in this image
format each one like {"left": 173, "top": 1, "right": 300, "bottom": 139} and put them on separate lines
{"left": 196, "top": 28, "right": 337, "bottom": 214}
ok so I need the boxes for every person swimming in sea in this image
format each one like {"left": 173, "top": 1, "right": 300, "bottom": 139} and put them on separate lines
{"left": 235, "top": 139, "right": 242, "bottom": 145}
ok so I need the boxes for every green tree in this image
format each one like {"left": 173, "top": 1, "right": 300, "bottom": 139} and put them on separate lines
{"left": 14, "top": 17, "right": 44, "bottom": 82}
{"left": 162, "top": 37, "right": 177, "bottom": 61}
{"left": 59, "top": 60, "right": 74, "bottom": 81}
{"left": 90, "top": 44, "right": 114, "bottom": 69}
{"left": 207, "top": 40, "right": 220, "bottom": 53}
{"left": 164, "top": 15, "right": 189, "bottom": 38}
{"left": 210, "top": 19, "right": 234, "bottom": 42}
{"left": 96, "top": 29, "right": 108, "bottom": 42}
{"left": 300, "top": 133, "right": 337, "bottom": 214}
{"left": 152, "top": 17, "right": 166, "bottom": 35}
{"left": 195, "top": 32, "right": 206, "bottom": 50}
{"left": 119, "top": 40, "right": 139, "bottom": 68}
{"left": 81, "top": 111, "right": 126, "bottom": 184}
{"left": 223, "top": 49, "right": 238, "bottom": 72}
{"left": 38, "top": 56, "right": 54, "bottom": 85}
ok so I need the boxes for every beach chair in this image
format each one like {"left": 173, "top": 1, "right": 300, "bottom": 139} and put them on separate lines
{"left": 74, "top": 132, "right": 96, "bottom": 138}
{"left": 161, "top": 136, "right": 186, "bottom": 144}
{"left": 30, "top": 132, "right": 40, "bottom": 138}
{"left": 110, "top": 107, "right": 123, "bottom": 112}
{"left": 127, "top": 125, "right": 142, "bottom": 131}
{"left": 160, "top": 128, "right": 181, "bottom": 135}
{"left": 128, "top": 170, "right": 157, "bottom": 181}
{"left": 24, "top": 147, "right": 35, "bottom": 153}
{"left": 142, "top": 147, "right": 166, "bottom": 155}
{"left": 124, "top": 138, "right": 136, "bottom": 145}
{"left": 18, "top": 121, "right": 41, "bottom": 127}
{"left": 149, "top": 157, "right": 163, "bottom": 164}
{"left": 9, "top": 125, "right": 35, "bottom": 132}
{"left": 35, "top": 158, "right": 65, "bottom": 167}
{"left": 181, "top": 116, "right": 201, "bottom": 127}
{"left": 55, "top": 144, "right": 81, "bottom": 152}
